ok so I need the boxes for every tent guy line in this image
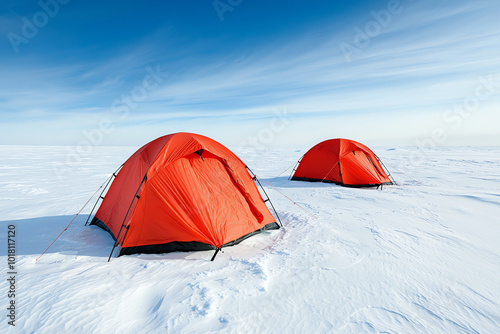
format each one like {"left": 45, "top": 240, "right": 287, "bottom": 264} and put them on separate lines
{"left": 256, "top": 176, "right": 318, "bottom": 220}
{"left": 35, "top": 175, "right": 111, "bottom": 263}
{"left": 34, "top": 136, "right": 401, "bottom": 263}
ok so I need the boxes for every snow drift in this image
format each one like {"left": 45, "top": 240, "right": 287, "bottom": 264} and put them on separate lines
{"left": 0, "top": 145, "right": 499, "bottom": 333}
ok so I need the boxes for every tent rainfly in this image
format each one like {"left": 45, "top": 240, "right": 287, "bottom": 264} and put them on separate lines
{"left": 88, "top": 133, "right": 280, "bottom": 260}
{"left": 291, "top": 138, "right": 394, "bottom": 187}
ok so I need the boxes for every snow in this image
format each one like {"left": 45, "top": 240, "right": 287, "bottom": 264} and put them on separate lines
{"left": 1, "top": 145, "right": 499, "bottom": 333}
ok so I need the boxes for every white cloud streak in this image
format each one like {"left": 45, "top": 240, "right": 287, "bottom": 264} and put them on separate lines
{"left": 1, "top": 0, "right": 499, "bottom": 146}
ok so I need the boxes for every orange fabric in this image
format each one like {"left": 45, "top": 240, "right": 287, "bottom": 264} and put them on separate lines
{"left": 94, "top": 133, "right": 275, "bottom": 249}
{"left": 93, "top": 135, "right": 174, "bottom": 238}
{"left": 292, "top": 138, "right": 391, "bottom": 186}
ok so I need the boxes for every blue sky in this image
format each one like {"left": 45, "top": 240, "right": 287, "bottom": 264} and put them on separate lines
{"left": 1, "top": 0, "right": 500, "bottom": 147}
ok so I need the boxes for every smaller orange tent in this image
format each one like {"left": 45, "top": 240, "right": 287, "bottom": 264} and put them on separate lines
{"left": 291, "top": 138, "right": 393, "bottom": 187}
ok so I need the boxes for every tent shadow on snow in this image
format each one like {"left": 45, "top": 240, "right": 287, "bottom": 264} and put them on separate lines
{"left": 0, "top": 215, "right": 279, "bottom": 261}
{"left": 261, "top": 176, "right": 382, "bottom": 190}
{"left": 0, "top": 215, "right": 112, "bottom": 258}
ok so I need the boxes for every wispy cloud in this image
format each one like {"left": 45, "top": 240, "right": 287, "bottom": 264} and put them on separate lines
{"left": 1, "top": 0, "right": 499, "bottom": 146}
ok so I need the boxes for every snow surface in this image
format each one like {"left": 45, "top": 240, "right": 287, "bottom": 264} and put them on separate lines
{"left": 1, "top": 145, "right": 499, "bottom": 333}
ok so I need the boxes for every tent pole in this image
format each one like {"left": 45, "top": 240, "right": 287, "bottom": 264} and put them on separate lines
{"left": 288, "top": 155, "right": 304, "bottom": 180}
{"left": 246, "top": 166, "right": 283, "bottom": 227}
{"left": 85, "top": 174, "right": 113, "bottom": 226}
{"left": 107, "top": 173, "right": 147, "bottom": 262}
{"left": 108, "top": 226, "right": 129, "bottom": 261}
{"left": 375, "top": 154, "right": 397, "bottom": 185}
{"left": 108, "top": 240, "right": 119, "bottom": 262}
{"left": 85, "top": 164, "right": 124, "bottom": 226}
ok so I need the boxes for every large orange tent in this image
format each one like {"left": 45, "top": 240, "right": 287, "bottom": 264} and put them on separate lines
{"left": 87, "top": 133, "right": 280, "bottom": 260}
{"left": 291, "top": 138, "right": 394, "bottom": 187}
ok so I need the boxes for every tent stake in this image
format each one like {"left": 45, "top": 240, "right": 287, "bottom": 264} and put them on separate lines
{"left": 210, "top": 247, "right": 222, "bottom": 261}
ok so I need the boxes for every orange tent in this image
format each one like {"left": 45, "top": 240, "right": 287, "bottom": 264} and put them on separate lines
{"left": 89, "top": 133, "right": 280, "bottom": 260}
{"left": 291, "top": 138, "right": 393, "bottom": 187}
